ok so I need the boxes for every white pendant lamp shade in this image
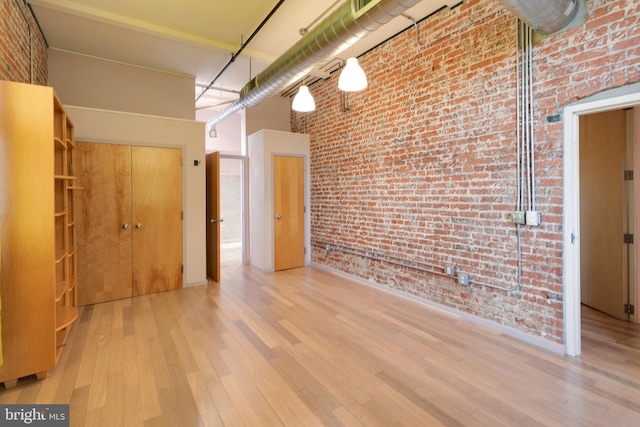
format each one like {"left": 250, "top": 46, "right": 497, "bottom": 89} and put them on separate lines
{"left": 292, "top": 85, "right": 316, "bottom": 112}
{"left": 339, "top": 57, "right": 367, "bottom": 92}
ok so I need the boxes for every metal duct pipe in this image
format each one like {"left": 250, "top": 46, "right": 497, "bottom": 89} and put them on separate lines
{"left": 497, "top": 0, "right": 578, "bottom": 35}
{"left": 211, "top": 0, "right": 422, "bottom": 125}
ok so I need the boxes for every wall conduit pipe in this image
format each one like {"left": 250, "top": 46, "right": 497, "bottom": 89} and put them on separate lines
{"left": 527, "top": 21, "right": 536, "bottom": 209}
{"left": 312, "top": 240, "right": 523, "bottom": 292}
{"left": 311, "top": 240, "right": 450, "bottom": 278}
{"left": 515, "top": 20, "right": 522, "bottom": 212}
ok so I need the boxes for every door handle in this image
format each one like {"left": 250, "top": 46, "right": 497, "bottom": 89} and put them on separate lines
{"left": 122, "top": 223, "right": 129, "bottom": 229}
{"left": 210, "top": 218, "right": 224, "bottom": 223}
{"left": 135, "top": 223, "right": 142, "bottom": 229}
{"left": 275, "top": 214, "right": 281, "bottom": 220}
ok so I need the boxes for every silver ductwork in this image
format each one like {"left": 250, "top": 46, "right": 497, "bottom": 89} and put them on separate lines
{"left": 497, "top": 0, "right": 579, "bottom": 35}
{"left": 211, "top": 0, "right": 422, "bottom": 125}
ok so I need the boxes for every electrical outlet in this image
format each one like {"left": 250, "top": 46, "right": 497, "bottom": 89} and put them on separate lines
{"left": 325, "top": 244, "right": 333, "bottom": 252}
{"left": 444, "top": 265, "right": 456, "bottom": 277}
{"left": 526, "top": 211, "right": 541, "bottom": 226}
{"left": 511, "top": 211, "right": 525, "bottom": 224}
{"left": 458, "top": 273, "right": 470, "bottom": 287}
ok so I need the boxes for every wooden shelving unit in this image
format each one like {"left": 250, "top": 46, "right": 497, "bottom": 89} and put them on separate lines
{"left": 53, "top": 93, "right": 79, "bottom": 364}
{"left": 0, "top": 81, "right": 79, "bottom": 388}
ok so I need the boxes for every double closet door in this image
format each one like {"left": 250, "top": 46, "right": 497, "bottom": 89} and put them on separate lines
{"left": 76, "top": 143, "right": 183, "bottom": 306}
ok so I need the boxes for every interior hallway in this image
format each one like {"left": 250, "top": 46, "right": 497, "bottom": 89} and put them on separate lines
{"left": 220, "top": 243, "right": 243, "bottom": 269}
{"left": 0, "top": 265, "right": 638, "bottom": 426}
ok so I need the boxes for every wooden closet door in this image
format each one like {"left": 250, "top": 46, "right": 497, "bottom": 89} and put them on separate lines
{"left": 131, "top": 146, "right": 183, "bottom": 296}
{"left": 273, "top": 155, "right": 305, "bottom": 271}
{"left": 76, "top": 142, "right": 133, "bottom": 305}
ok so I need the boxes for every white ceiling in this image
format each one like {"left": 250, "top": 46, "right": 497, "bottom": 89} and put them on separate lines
{"left": 28, "top": 0, "right": 459, "bottom": 111}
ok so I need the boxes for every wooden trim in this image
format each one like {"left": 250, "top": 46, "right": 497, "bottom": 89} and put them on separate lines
{"left": 562, "top": 88, "right": 640, "bottom": 354}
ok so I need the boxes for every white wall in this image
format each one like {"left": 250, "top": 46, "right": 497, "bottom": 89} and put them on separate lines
{"left": 246, "top": 96, "right": 291, "bottom": 135}
{"left": 248, "top": 130, "right": 310, "bottom": 271}
{"left": 66, "top": 106, "right": 207, "bottom": 287}
{"left": 197, "top": 109, "right": 244, "bottom": 155}
{"left": 49, "top": 49, "right": 195, "bottom": 120}
{"left": 198, "top": 95, "right": 291, "bottom": 156}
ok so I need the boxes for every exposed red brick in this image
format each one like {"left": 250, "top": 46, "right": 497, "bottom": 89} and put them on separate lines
{"left": 297, "top": 0, "right": 640, "bottom": 345}
{"left": 0, "top": 0, "right": 48, "bottom": 84}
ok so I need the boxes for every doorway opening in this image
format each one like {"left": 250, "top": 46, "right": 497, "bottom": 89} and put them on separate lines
{"left": 579, "top": 109, "right": 634, "bottom": 321}
{"left": 220, "top": 156, "right": 247, "bottom": 269}
{"left": 563, "top": 86, "right": 640, "bottom": 356}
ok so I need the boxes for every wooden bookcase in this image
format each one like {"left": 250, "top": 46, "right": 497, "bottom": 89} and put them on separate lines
{"left": 0, "top": 81, "right": 79, "bottom": 388}
{"left": 53, "top": 93, "right": 81, "bottom": 362}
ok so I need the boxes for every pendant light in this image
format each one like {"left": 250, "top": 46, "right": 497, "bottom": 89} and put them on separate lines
{"left": 292, "top": 84, "right": 315, "bottom": 112}
{"left": 339, "top": 57, "right": 367, "bottom": 92}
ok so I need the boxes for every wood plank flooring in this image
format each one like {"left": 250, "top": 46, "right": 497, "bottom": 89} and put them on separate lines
{"left": 1, "top": 265, "right": 639, "bottom": 426}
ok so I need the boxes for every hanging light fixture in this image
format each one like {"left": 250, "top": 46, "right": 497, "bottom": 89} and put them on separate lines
{"left": 292, "top": 84, "right": 315, "bottom": 112}
{"left": 339, "top": 57, "right": 367, "bottom": 92}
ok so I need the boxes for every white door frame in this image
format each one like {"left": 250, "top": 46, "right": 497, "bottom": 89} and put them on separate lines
{"left": 563, "top": 88, "right": 640, "bottom": 356}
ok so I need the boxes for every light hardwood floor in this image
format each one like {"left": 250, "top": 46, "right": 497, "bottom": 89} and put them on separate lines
{"left": 1, "top": 265, "right": 639, "bottom": 426}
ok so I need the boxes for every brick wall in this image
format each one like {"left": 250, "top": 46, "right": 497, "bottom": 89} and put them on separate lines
{"left": 0, "top": 0, "right": 48, "bottom": 85}
{"left": 298, "top": 0, "right": 640, "bottom": 344}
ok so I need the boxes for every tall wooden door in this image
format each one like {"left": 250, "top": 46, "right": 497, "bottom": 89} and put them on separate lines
{"left": 77, "top": 143, "right": 133, "bottom": 306}
{"left": 206, "top": 152, "right": 221, "bottom": 282}
{"left": 77, "top": 143, "right": 183, "bottom": 304}
{"left": 132, "top": 146, "right": 183, "bottom": 296}
{"left": 274, "top": 155, "right": 305, "bottom": 271}
{"left": 580, "top": 109, "right": 628, "bottom": 320}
